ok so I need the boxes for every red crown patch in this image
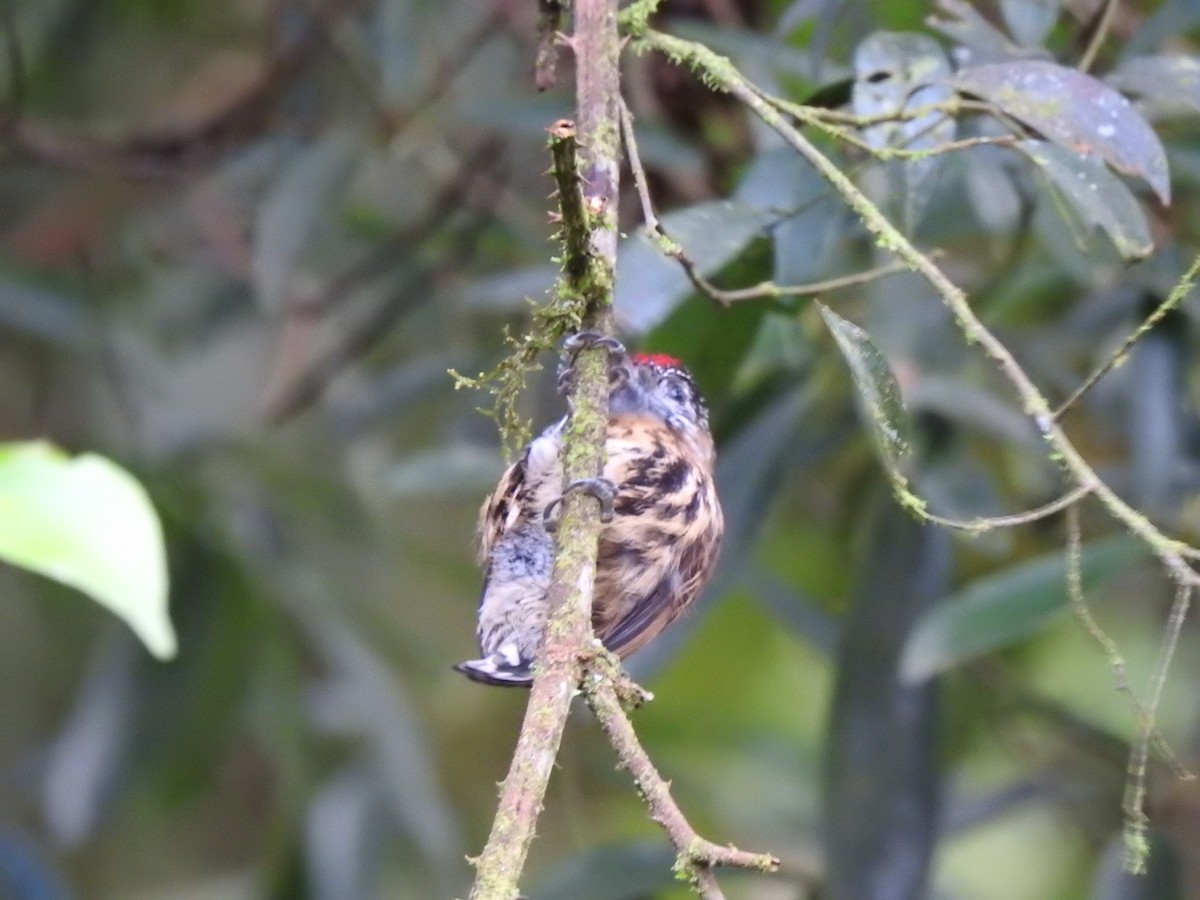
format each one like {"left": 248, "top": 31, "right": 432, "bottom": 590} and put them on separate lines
{"left": 633, "top": 352, "right": 682, "bottom": 368}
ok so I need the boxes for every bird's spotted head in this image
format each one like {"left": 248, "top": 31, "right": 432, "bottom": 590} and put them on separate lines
{"left": 611, "top": 351, "right": 710, "bottom": 439}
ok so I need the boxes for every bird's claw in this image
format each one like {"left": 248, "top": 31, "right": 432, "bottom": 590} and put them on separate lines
{"left": 557, "top": 331, "right": 628, "bottom": 395}
{"left": 543, "top": 477, "right": 618, "bottom": 532}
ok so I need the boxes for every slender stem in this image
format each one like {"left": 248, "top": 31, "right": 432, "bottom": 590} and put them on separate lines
{"left": 1064, "top": 506, "right": 1191, "bottom": 779}
{"left": 1124, "top": 578, "right": 1197, "bottom": 872}
{"left": 467, "top": 4, "right": 624, "bottom": 882}
{"left": 756, "top": 88, "right": 1013, "bottom": 160}
{"left": 582, "top": 660, "right": 780, "bottom": 897}
{"left": 1078, "top": 0, "right": 1120, "bottom": 73}
{"left": 923, "top": 484, "right": 1093, "bottom": 534}
{"left": 619, "top": 96, "right": 912, "bottom": 305}
{"left": 466, "top": 119, "right": 615, "bottom": 900}
{"left": 1053, "top": 253, "right": 1200, "bottom": 420}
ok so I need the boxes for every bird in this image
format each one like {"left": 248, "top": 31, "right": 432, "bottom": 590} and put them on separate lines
{"left": 454, "top": 335, "right": 723, "bottom": 686}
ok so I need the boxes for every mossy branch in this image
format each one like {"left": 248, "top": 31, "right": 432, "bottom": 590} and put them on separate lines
{"left": 581, "top": 655, "right": 780, "bottom": 896}
{"left": 467, "top": 7, "right": 779, "bottom": 897}
{"left": 466, "top": 116, "right": 615, "bottom": 900}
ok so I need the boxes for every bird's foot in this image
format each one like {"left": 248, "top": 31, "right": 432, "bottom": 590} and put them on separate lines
{"left": 543, "top": 476, "right": 618, "bottom": 532}
{"left": 557, "top": 331, "right": 628, "bottom": 395}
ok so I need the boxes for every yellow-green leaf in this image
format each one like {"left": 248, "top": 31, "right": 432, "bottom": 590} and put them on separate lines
{"left": 0, "top": 442, "right": 175, "bottom": 659}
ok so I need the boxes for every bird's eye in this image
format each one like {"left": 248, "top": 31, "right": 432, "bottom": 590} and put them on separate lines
{"left": 665, "top": 378, "right": 688, "bottom": 404}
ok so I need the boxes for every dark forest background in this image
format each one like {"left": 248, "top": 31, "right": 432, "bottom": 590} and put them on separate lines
{"left": 2, "top": 0, "right": 1200, "bottom": 898}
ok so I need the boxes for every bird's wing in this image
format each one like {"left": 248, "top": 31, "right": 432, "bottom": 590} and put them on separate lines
{"left": 593, "top": 414, "right": 723, "bottom": 656}
{"left": 477, "top": 418, "right": 565, "bottom": 563}
{"left": 477, "top": 456, "right": 524, "bottom": 564}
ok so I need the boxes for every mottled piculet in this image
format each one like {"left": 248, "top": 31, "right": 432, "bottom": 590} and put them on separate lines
{"left": 455, "top": 338, "right": 723, "bottom": 686}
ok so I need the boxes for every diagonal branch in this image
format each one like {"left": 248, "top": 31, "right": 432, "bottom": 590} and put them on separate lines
{"left": 1053, "top": 253, "right": 1200, "bottom": 420}
{"left": 582, "top": 657, "right": 780, "bottom": 898}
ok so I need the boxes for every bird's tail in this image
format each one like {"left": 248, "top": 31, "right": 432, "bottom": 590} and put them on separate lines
{"left": 453, "top": 656, "right": 534, "bottom": 687}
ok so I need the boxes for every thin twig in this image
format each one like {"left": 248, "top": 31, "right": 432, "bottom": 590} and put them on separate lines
{"left": 1053, "top": 252, "right": 1200, "bottom": 420}
{"left": 1123, "top": 578, "right": 1196, "bottom": 872}
{"left": 1078, "top": 0, "right": 1120, "bottom": 73}
{"left": 1064, "top": 506, "right": 1191, "bottom": 779}
{"left": 619, "top": 97, "right": 912, "bottom": 305}
{"left": 923, "top": 484, "right": 1093, "bottom": 533}
{"left": 706, "top": 261, "right": 917, "bottom": 303}
{"left": 582, "top": 658, "right": 780, "bottom": 898}
{"left": 756, "top": 88, "right": 1015, "bottom": 161}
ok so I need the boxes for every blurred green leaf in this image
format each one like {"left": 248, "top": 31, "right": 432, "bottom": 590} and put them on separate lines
{"left": 826, "top": 495, "right": 946, "bottom": 900}
{"left": 852, "top": 31, "right": 956, "bottom": 229}
{"left": 303, "top": 612, "right": 463, "bottom": 884}
{"left": 1000, "top": 0, "right": 1059, "bottom": 48}
{"left": 0, "top": 277, "right": 90, "bottom": 346}
{"left": 1017, "top": 140, "right": 1153, "bottom": 260}
{"left": 42, "top": 632, "right": 139, "bottom": 846}
{"left": 818, "top": 305, "right": 912, "bottom": 476}
{"left": 900, "top": 536, "right": 1150, "bottom": 682}
{"left": 0, "top": 442, "right": 174, "bottom": 660}
{"left": 615, "top": 200, "right": 774, "bottom": 334}
{"left": 737, "top": 148, "right": 847, "bottom": 288}
{"left": 377, "top": 0, "right": 419, "bottom": 106}
{"left": 386, "top": 444, "right": 503, "bottom": 496}
{"left": 305, "top": 766, "right": 384, "bottom": 900}
{"left": 528, "top": 843, "right": 678, "bottom": 900}
{"left": 254, "top": 132, "right": 361, "bottom": 310}
{"left": 668, "top": 18, "right": 835, "bottom": 80}
{"left": 929, "top": 0, "right": 1039, "bottom": 63}
{"left": 1108, "top": 54, "right": 1200, "bottom": 117}
{"left": 0, "top": 832, "right": 71, "bottom": 900}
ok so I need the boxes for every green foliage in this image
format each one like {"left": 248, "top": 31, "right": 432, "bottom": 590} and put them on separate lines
{"left": 5, "top": 0, "right": 1200, "bottom": 898}
{"left": 0, "top": 442, "right": 174, "bottom": 659}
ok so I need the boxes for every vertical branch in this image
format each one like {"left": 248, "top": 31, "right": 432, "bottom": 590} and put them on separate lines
{"left": 469, "top": 10, "right": 777, "bottom": 898}
{"left": 466, "top": 3, "right": 622, "bottom": 898}
{"left": 575, "top": 0, "right": 621, "bottom": 270}
{"left": 535, "top": 0, "right": 566, "bottom": 91}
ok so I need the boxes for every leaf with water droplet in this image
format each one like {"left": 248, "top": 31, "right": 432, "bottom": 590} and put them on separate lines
{"left": 1108, "top": 54, "right": 1200, "bottom": 117}
{"left": 955, "top": 60, "right": 1170, "bottom": 203}
{"left": 1017, "top": 140, "right": 1153, "bottom": 260}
